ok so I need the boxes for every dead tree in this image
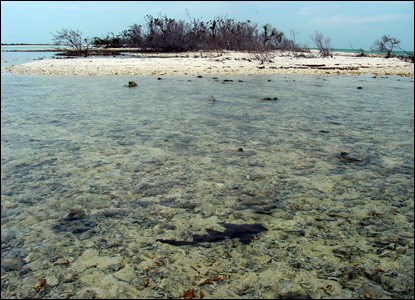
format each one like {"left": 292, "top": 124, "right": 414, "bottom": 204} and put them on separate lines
{"left": 52, "top": 28, "right": 90, "bottom": 54}
{"left": 372, "top": 35, "right": 400, "bottom": 58}
{"left": 311, "top": 31, "right": 332, "bottom": 57}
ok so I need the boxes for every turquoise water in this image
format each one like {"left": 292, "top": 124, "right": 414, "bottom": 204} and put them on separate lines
{"left": 313, "top": 47, "right": 413, "bottom": 56}
{"left": 1, "top": 50, "right": 414, "bottom": 299}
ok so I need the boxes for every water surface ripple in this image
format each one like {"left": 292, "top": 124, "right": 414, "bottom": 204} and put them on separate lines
{"left": 1, "top": 72, "right": 414, "bottom": 299}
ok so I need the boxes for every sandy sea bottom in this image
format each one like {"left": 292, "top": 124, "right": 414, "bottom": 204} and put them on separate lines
{"left": 1, "top": 73, "right": 414, "bottom": 299}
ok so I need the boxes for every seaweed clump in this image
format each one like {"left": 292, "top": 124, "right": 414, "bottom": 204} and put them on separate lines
{"left": 156, "top": 223, "right": 267, "bottom": 246}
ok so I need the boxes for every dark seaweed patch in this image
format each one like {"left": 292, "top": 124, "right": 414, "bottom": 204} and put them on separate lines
{"left": 52, "top": 209, "right": 97, "bottom": 234}
{"left": 52, "top": 219, "right": 97, "bottom": 234}
{"left": 99, "top": 209, "right": 129, "bottom": 218}
{"left": 156, "top": 223, "right": 267, "bottom": 246}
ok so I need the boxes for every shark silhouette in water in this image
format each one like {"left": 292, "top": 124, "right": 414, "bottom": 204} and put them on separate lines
{"left": 156, "top": 223, "right": 267, "bottom": 246}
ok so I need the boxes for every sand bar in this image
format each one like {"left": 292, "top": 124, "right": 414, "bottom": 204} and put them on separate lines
{"left": 4, "top": 50, "right": 414, "bottom": 77}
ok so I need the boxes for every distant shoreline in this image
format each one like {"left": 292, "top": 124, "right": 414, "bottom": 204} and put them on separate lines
{"left": 2, "top": 49, "right": 63, "bottom": 52}
{"left": 2, "top": 46, "right": 413, "bottom": 56}
{"left": 2, "top": 43, "right": 49, "bottom": 45}
{"left": 4, "top": 50, "right": 414, "bottom": 77}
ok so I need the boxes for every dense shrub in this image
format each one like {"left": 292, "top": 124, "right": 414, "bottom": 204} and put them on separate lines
{"left": 90, "top": 14, "right": 304, "bottom": 52}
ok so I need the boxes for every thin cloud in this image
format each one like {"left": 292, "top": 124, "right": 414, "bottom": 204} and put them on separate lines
{"left": 295, "top": 7, "right": 315, "bottom": 16}
{"left": 311, "top": 14, "right": 412, "bottom": 25}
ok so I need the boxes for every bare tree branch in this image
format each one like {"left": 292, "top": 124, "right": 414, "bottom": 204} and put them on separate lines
{"left": 52, "top": 28, "right": 88, "bottom": 53}
{"left": 372, "top": 35, "right": 400, "bottom": 58}
{"left": 311, "top": 31, "right": 332, "bottom": 58}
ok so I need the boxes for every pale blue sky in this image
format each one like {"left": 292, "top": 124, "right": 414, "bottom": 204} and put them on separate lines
{"left": 1, "top": 1, "right": 414, "bottom": 50}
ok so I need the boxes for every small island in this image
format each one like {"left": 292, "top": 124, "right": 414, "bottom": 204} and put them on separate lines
{"left": 4, "top": 15, "right": 414, "bottom": 77}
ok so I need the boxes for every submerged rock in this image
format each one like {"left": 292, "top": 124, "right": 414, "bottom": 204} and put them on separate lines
{"left": 64, "top": 208, "right": 86, "bottom": 221}
{"left": 126, "top": 81, "right": 137, "bottom": 88}
{"left": 237, "top": 194, "right": 279, "bottom": 214}
{"left": 2, "top": 257, "right": 25, "bottom": 272}
{"left": 156, "top": 223, "right": 267, "bottom": 246}
{"left": 261, "top": 97, "right": 278, "bottom": 101}
{"left": 338, "top": 151, "right": 363, "bottom": 163}
{"left": 208, "top": 95, "right": 217, "bottom": 102}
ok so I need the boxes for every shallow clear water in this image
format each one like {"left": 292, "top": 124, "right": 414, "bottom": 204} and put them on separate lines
{"left": 1, "top": 52, "right": 414, "bottom": 299}
{"left": 1, "top": 46, "right": 59, "bottom": 70}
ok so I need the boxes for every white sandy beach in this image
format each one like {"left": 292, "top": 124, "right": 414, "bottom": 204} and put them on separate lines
{"left": 4, "top": 50, "right": 414, "bottom": 77}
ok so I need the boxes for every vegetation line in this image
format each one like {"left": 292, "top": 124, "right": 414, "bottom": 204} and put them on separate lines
{"left": 49, "top": 14, "right": 412, "bottom": 63}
